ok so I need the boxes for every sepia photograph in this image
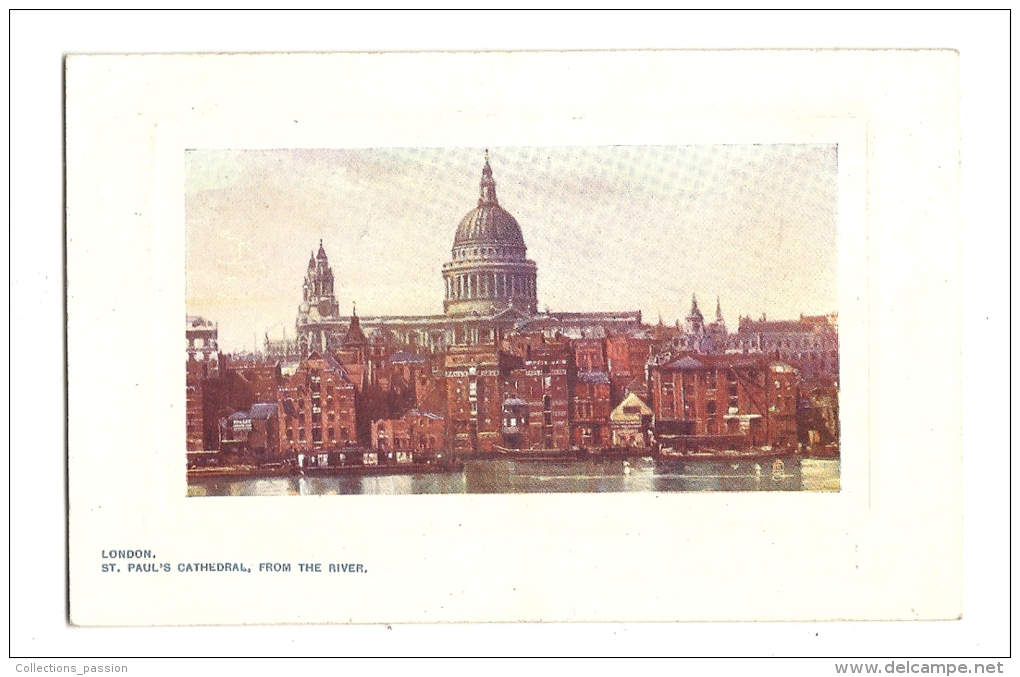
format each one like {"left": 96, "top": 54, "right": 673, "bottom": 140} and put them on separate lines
{"left": 185, "top": 145, "right": 840, "bottom": 496}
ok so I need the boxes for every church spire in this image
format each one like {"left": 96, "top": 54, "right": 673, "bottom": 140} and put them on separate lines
{"left": 478, "top": 149, "right": 498, "bottom": 206}
{"left": 716, "top": 296, "right": 724, "bottom": 323}
{"left": 686, "top": 294, "right": 705, "bottom": 335}
{"left": 344, "top": 303, "right": 367, "bottom": 346}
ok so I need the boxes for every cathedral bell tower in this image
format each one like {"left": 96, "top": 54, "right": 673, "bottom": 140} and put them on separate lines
{"left": 296, "top": 240, "right": 341, "bottom": 356}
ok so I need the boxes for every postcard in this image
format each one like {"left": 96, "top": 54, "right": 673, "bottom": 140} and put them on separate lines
{"left": 66, "top": 50, "right": 961, "bottom": 625}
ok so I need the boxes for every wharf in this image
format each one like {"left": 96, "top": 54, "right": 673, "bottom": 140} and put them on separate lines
{"left": 187, "top": 460, "right": 462, "bottom": 481}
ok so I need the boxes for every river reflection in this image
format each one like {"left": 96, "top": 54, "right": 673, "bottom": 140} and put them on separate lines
{"left": 188, "top": 458, "right": 839, "bottom": 496}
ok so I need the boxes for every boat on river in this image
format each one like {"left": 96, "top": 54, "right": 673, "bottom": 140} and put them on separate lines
{"left": 187, "top": 458, "right": 463, "bottom": 480}
{"left": 656, "top": 445, "right": 792, "bottom": 462}
{"left": 492, "top": 445, "right": 578, "bottom": 462}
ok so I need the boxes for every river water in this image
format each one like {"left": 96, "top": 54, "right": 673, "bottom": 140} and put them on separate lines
{"left": 187, "top": 457, "right": 839, "bottom": 496}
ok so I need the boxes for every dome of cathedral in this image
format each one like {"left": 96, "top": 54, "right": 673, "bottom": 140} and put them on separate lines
{"left": 454, "top": 203, "right": 526, "bottom": 249}
{"left": 451, "top": 153, "right": 526, "bottom": 254}
{"left": 442, "top": 152, "right": 538, "bottom": 317}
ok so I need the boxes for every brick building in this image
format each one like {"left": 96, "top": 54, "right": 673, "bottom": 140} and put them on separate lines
{"left": 444, "top": 346, "right": 507, "bottom": 453}
{"left": 569, "top": 335, "right": 607, "bottom": 372}
{"left": 504, "top": 345, "right": 572, "bottom": 450}
{"left": 222, "top": 356, "right": 281, "bottom": 412}
{"left": 649, "top": 354, "right": 799, "bottom": 451}
{"left": 570, "top": 370, "right": 612, "bottom": 448}
{"left": 371, "top": 409, "right": 445, "bottom": 463}
{"left": 278, "top": 351, "right": 358, "bottom": 462}
{"left": 218, "top": 403, "right": 280, "bottom": 461}
{"left": 186, "top": 316, "right": 223, "bottom": 451}
{"left": 605, "top": 332, "right": 654, "bottom": 407}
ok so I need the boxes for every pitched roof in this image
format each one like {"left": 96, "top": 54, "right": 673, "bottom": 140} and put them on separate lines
{"left": 578, "top": 370, "right": 611, "bottom": 384}
{"left": 343, "top": 314, "right": 368, "bottom": 345}
{"left": 656, "top": 352, "right": 766, "bottom": 371}
{"left": 666, "top": 356, "right": 706, "bottom": 370}
{"left": 610, "top": 391, "right": 653, "bottom": 419}
{"left": 389, "top": 350, "right": 428, "bottom": 365}
{"left": 250, "top": 403, "right": 278, "bottom": 419}
{"left": 303, "top": 351, "right": 354, "bottom": 384}
{"left": 625, "top": 375, "right": 649, "bottom": 396}
{"left": 407, "top": 409, "right": 443, "bottom": 421}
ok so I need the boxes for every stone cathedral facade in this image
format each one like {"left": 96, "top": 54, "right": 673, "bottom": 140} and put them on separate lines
{"left": 270, "top": 153, "right": 642, "bottom": 362}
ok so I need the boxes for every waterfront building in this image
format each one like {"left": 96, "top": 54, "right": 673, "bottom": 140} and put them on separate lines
{"left": 444, "top": 345, "right": 508, "bottom": 453}
{"left": 504, "top": 343, "right": 573, "bottom": 450}
{"left": 278, "top": 351, "right": 358, "bottom": 465}
{"left": 799, "top": 383, "right": 840, "bottom": 447}
{"left": 570, "top": 370, "right": 612, "bottom": 448}
{"left": 648, "top": 354, "right": 799, "bottom": 450}
{"left": 186, "top": 316, "right": 222, "bottom": 451}
{"left": 609, "top": 392, "right": 654, "bottom": 448}
{"left": 218, "top": 403, "right": 280, "bottom": 461}
{"left": 371, "top": 409, "right": 445, "bottom": 463}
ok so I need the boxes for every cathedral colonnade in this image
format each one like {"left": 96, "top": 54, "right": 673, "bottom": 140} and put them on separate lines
{"left": 444, "top": 270, "right": 536, "bottom": 304}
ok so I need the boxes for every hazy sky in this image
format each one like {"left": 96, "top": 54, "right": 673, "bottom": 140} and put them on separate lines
{"left": 186, "top": 145, "right": 837, "bottom": 352}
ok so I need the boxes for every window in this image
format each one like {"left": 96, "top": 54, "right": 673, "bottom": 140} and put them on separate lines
{"left": 299, "top": 428, "right": 306, "bottom": 441}
{"left": 287, "top": 428, "right": 293, "bottom": 441}
{"left": 706, "top": 401, "right": 716, "bottom": 415}
{"left": 706, "top": 369, "right": 717, "bottom": 389}
{"left": 623, "top": 405, "right": 641, "bottom": 415}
